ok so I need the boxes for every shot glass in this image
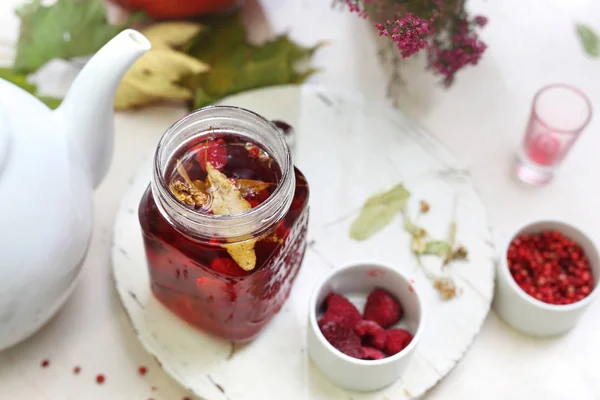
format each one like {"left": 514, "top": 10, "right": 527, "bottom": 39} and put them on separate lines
{"left": 515, "top": 84, "right": 592, "bottom": 185}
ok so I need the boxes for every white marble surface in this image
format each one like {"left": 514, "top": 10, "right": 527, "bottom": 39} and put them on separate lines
{"left": 1, "top": 0, "right": 600, "bottom": 399}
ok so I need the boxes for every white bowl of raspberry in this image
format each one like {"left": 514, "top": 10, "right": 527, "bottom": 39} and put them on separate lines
{"left": 307, "top": 262, "right": 425, "bottom": 392}
{"left": 494, "top": 220, "right": 600, "bottom": 337}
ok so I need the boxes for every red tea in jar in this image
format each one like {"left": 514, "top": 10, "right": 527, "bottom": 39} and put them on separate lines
{"left": 138, "top": 107, "right": 309, "bottom": 341}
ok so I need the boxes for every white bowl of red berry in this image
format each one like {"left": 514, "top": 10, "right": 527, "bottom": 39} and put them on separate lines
{"left": 307, "top": 262, "right": 424, "bottom": 392}
{"left": 494, "top": 220, "right": 600, "bottom": 337}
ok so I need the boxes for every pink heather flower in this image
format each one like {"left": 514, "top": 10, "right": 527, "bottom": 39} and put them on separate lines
{"left": 428, "top": 26, "right": 487, "bottom": 85}
{"left": 345, "top": 0, "right": 376, "bottom": 18}
{"left": 474, "top": 15, "right": 488, "bottom": 27}
{"left": 376, "top": 13, "right": 430, "bottom": 58}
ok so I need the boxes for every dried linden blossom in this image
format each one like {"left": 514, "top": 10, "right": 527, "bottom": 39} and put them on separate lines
{"left": 206, "top": 163, "right": 257, "bottom": 271}
{"left": 169, "top": 161, "right": 208, "bottom": 207}
{"left": 433, "top": 278, "right": 458, "bottom": 300}
{"left": 169, "top": 181, "right": 208, "bottom": 207}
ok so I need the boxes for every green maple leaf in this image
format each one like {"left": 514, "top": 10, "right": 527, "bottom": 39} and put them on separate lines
{"left": 14, "top": 0, "right": 125, "bottom": 73}
{"left": 349, "top": 184, "right": 411, "bottom": 241}
{"left": 184, "top": 14, "right": 322, "bottom": 109}
{"left": 0, "top": 67, "right": 61, "bottom": 109}
{"left": 576, "top": 24, "right": 600, "bottom": 58}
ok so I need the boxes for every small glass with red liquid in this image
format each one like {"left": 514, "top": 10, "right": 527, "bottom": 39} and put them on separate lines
{"left": 138, "top": 106, "right": 309, "bottom": 342}
{"left": 516, "top": 84, "right": 593, "bottom": 185}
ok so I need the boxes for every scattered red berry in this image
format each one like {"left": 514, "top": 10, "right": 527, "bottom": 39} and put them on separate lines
{"left": 363, "top": 288, "right": 402, "bottom": 328}
{"left": 182, "top": 398, "right": 191, "bottom": 400}
{"left": 151, "top": 386, "right": 158, "bottom": 391}
{"left": 138, "top": 366, "right": 147, "bottom": 376}
{"left": 318, "top": 319, "right": 362, "bottom": 358}
{"left": 96, "top": 374, "right": 105, "bottom": 384}
{"left": 320, "top": 292, "right": 361, "bottom": 328}
{"left": 195, "top": 138, "right": 228, "bottom": 171}
{"left": 40, "top": 359, "right": 50, "bottom": 368}
{"left": 507, "top": 230, "right": 594, "bottom": 305}
{"left": 210, "top": 257, "right": 249, "bottom": 277}
{"left": 73, "top": 366, "right": 81, "bottom": 374}
{"left": 385, "top": 329, "right": 413, "bottom": 356}
{"left": 354, "top": 320, "right": 387, "bottom": 350}
{"left": 361, "top": 347, "right": 386, "bottom": 360}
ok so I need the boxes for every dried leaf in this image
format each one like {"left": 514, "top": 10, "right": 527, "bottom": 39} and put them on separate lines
{"left": 141, "top": 22, "right": 204, "bottom": 49}
{"left": 237, "top": 179, "right": 271, "bottom": 196}
{"left": 207, "top": 163, "right": 252, "bottom": 216}
{"left": 13, "top": 0, "right": 125, "bottom": 73}
{"left": 403, "top": 216, "right": 427, "bottom": 238}
{"left": 447, "top": 246, "right": 468, "bottom": 263}
{"left": 221, "top": 240, "right": 256, "bottom": 272}
{"left": 115, "top": 22, "right": 209, "bottom": 110}
{"left": 411, "top": 236, "right": 426, "bottom": 254}
{"left": 206, "top": 163, "right": 256, "bottom": 271}
{"left": 577, "top": 24, "right": 600, "bottom": 58}
{"left": 349, "top": 184, "right": 410, "bottom": 241}
{"left": 115, "top": 48, "right": 209, "bottom": 110}
{"left": 423, "top": 241, "right": 452, "bottom": 257}
{"left": 433, "top": 277, "right": 457, "bottom": 300}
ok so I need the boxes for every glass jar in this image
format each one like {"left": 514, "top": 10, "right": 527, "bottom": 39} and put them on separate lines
{"left": 138, "top": 106, "right": 309, "bottom": 342}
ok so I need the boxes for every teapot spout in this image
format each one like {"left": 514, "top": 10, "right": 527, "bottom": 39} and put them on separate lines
{"left": 56, "top": 29, "right": 151, "bottom": 189}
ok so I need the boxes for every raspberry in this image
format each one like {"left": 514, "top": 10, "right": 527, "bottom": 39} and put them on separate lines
{"left": 195, "top": 138, "right": 228, "bottom": 171}
{"left": 354, "top": 320, "right": 387, "bottom": 350}
{"left": 361, "top": 347, "right": 386, "bottom": 360}
{"left": 318, "top": 319, "right": 362, "bottom": 359}
{"left": 210, "top": 257, "right": 249, "bottom": 277}
{"left": 320, "top": 293, "right": 361, "bottom": 328}
{"left": 363, "top": 288, "right": 402, "bottom": 328}
{"left": 385, "top": 328, "right": 413, "bottom": 356}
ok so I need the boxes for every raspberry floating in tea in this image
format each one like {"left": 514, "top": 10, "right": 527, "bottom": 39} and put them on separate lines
{"left": 507, "top": 230, "right": 594, "bottom": 305}
{"left": 317, "top": 288, "right": 413, "bottom": 360}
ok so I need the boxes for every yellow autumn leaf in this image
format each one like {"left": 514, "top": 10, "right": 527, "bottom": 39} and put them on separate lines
{"left": 237, "top": 179, "right": 271, "bottom": 196}
{"left": 206, "top": 163, "right": 257, "bottom": 271}
{"left": 115, "top": 22, "right": 209, "bottom": 110}
{"left": 141, "top": 22, "right": 204, "bottom": 49}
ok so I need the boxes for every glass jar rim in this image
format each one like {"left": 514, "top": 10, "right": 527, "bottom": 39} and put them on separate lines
{"left": 151, "top": 105, "right": 294, "bottom": 241}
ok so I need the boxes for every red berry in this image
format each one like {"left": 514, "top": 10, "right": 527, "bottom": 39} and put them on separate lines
{"left": 507, "top": 231, "right": 595, "bottom": 305}
{"left": 40, "top": 359, "right": 50, "bottom": 368}
{"left": 96, "top": 374, "right": 105, "bottom": 384}
{"left": 320, "top": 293, "right": 361, "bottom": 329}
{"left": 385, "top": 329, "right": 413, "bottom": 356}
{"left": 361, "top": 347, "right": 386, "bottom": 360}
{"left": 248, "top": 146, "right": 260, "bottom": 158}
{"left": 73, "top": 366, "right": 81, "bottom": 374}
{"left": 210, "top": 257, "right": 249, "bottom": 277}
{"left": 363, "top": 288, "right": 402, "bottom": 328}
{"left": 195, "top": 138, "right": 228, "bottom": 171}
{"left": 138, "top": 366, "right": 147, "bottom": 376}
{"left": 318, "top": 319, "right": 362, "bottom": 359}
{"left": 354, "top": 320, "right": 387, "bottom": 350}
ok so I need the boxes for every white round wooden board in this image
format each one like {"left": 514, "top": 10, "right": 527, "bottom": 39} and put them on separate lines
{"left": 112, "top": 85, "right": 495, "bottom": 399}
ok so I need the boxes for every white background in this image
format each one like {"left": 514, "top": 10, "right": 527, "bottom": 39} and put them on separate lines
{"left": 0, "top": 0, "right": 600, "bottom": 399}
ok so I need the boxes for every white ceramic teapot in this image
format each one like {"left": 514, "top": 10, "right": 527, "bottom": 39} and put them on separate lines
{"left": 0, "top": 30, "right": 150, "bottom": 351}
